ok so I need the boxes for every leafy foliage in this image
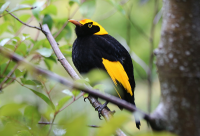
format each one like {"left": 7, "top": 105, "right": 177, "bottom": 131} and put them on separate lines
{"left": 0, "top": 0, "right": 162, "bottom": 135}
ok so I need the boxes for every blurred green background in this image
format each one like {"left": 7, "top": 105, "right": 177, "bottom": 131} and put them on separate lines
{"left": 0, "top": 0, "right": 166, "bottom": 135}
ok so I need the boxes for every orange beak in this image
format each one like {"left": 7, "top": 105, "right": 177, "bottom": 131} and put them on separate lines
{"left": 68, "top": 19, "right": 82, "bottom": 26}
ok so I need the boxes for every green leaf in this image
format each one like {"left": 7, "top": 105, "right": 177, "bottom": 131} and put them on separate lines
{"left": 96, "top": 113, "right": 130, "bottom": 136}
{"left": 4, "top": 44, "right": 15, "bottom": 51}
{"left": 0, "top": 56, "right": 9, "bottom": 65}
{"left": 48, "top": 54, "right": 57, "bottom": 63}
{"left": 0, "top": 38, "right": 10, "bottom": 46}
{"left": 24, "top": 106, "right": 41, "bottom": 125}
{"left": 12, "top": 36, "right": 21, "bottom": 42}
{"left": 20, "top": 78, "right": 41, "bottom": 85}
{"left": 32, "top": 80, "right": 42, "bottom": 85}
{"left": 42, "top": 14, "right": 53, "bottom": 30}
{"left": 20, "top": 78, "right": 36, "bottom": 85}
{"left": 9, "top": 5, "right": 34, "bottom": 13}
{"left": 93, "top": 84, "right": 105, "bottom": 93}
{"left": 21, "top": 0, "right": 35, "bottom": 5}
{"left": 56, "top": 89, "right": 74, "bottom": 110}
{"left": 14, "top": 69, "right": 26, "bottom": 77}
{"left": 0, "top": 2, "right": 10, "bottom": 15}
{"left": 62, "top": 89, "right": 74, "bottom": 96}
{"left": 56, "top": 96, "right": 72, "bottom": 111}
{"left": 22, "top": 33, "right": 30, "bottom": 41}
{"left": 69, "top": 0, "right": 80, "bottom": 6}
{"left": 55, "top": 29, "right": 66, "bottom": 41}
{"left": 36, "top": 48, "right": 53, "bottom": 57}
{"left": 62, "top": 114, "right": 88, "bottom": 136}
{"left": 0, "top": 123, "right": 18, "bottom": 135}
{"left": 32, "top": 1, "right": 45, "bottom": 20}
{"left": 16, "top": 42, "right": 27, "bottom": 56}
{"left": 0, "top": 22, "right": 9, "bottom": 35}
{"left": 83, "top": 93, "right": 89, "bottom": 98}
{"left": 41, "top": 5, "right": 57, "bottom": 15}
{"left": 30, "top": 39, "right": 45, "bottom": 53}
{"left": 17, "top": 130, "right": 32, "bottom": 136}
{"left": 72, "top": 89, "right": 81, "bottom": 97}
{"left": 0, "top": 103, "right": 24, "bottom": 117}
{"left": 86, "top": 69, "right": 109, "bottom": 85}
{"left": 28, "top": 88, "right": 55, "bottom": 110}
{"left": 80, "top": 0, "right": 96, "bottom": 18}
{"left": 44, "top": 58, "right": 54, "bottom": 70}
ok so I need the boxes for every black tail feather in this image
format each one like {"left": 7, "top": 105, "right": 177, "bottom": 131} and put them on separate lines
{"left": 136, "top": 121, "right": 141, "bottom": 129}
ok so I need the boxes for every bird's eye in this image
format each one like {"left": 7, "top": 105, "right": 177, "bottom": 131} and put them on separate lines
{"left": 88, "top": 24, "right": 92, "bottom": 28}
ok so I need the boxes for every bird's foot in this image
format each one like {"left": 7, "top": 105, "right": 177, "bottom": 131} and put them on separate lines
{"left": 95, "top": 101, "right": 110, "bottom": 120}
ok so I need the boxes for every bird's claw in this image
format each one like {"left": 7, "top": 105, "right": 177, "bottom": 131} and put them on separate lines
{"left": 84, "top": 97, "right": 88, "bottom": 102}
{"left": 95, "top": 105, "right": 103, "bottom": 120}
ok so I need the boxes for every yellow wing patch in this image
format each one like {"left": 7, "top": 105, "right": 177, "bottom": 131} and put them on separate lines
{"left": 79, "top": 19, "right": 108, "bottom": 35}
{"left": 102, "top": 58, "right": 133, "bottom": 97}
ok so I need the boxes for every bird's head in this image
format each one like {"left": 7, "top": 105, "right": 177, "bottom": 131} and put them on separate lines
{"left": 69, "top": 19, "right": 108, "bottom": 37}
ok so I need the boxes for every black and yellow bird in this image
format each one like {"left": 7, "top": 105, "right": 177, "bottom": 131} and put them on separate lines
{"left": 69, "top": 19, "right": 140, "bottom": 129}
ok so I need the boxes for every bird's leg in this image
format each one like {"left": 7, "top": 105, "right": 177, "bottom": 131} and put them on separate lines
{"left": 84, "top": 95, "right": 115, "bottom": 119}
{"left": 95, "top": 101, "right": 110, "bottom": 120}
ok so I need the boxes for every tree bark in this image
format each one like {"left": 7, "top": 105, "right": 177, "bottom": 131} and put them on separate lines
{"left": 151, "top": 0, "right": 200, "bottom": 135}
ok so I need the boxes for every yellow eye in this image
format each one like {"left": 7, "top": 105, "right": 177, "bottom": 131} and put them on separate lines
{"left": 88, "top": 24, "right": 92, "bottom": 28}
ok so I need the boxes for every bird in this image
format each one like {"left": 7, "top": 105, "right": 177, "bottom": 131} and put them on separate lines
{"left": 69, "top": 19, "right": 140, "bottom": 129}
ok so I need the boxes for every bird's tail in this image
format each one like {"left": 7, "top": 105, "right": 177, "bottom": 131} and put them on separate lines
{"left": 132, "top": 101, "right": 141, "bottom": 129}
{"left": 136, "top": 120, "right": 141, "bottom": 129}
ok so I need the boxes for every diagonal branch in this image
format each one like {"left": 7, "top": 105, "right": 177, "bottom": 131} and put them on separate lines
{"left": 6, "top": 10, "right": 41, "bottom": 31}
{"left": 0, "top": 47, "right": 149, "bottom": 119}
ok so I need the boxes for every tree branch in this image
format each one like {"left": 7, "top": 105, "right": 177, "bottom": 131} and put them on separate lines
{"left": 6, "top": 10, "right": 42, "bottom": 31}
{"left": 0, "top": 47, "right": 151, "bottom": 124}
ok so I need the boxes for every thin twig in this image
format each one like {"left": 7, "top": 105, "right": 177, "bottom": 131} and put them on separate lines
{"left": 48, "top": 84, "right": 56, "bottom": 94}
{"left": 15, "top": 16, "right": 34, "bottom": 37}
{"left": 6, "top": 10, "right": 42, "bottom": 31}
{"left": 2, "top": 77, "right": 16, "bottom": 89}
{"left": 59, "top": 92, "right": 84, "bottom": 112}
{"left": 42, "top": 82, "right": 53, "bottom": 102}
{"left": 0, "top": 63, "right": 20, "bottom": 90}
{"left": 38, "top": 122, "right": 52, "bottom": 125}
{"left": 88, "top": 125, "right": 101, "bottom": 128}
{"left": 1, "top": 41, "right": 21, "bottom": 78}
{"left": 47, "top": 113, "right": 57, "bottom": 136}
{"left": 0, "top": 7, "right": 36, "bottom": 18}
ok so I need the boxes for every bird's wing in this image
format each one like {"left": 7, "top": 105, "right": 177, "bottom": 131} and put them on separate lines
{"left": 102, "top": 58, "right": 133, "bottom": 98}
{"left": 90, "top": 35, "right": 134, "bottom": 98}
